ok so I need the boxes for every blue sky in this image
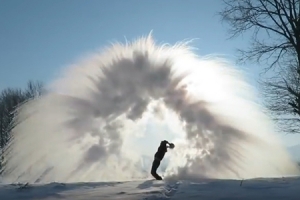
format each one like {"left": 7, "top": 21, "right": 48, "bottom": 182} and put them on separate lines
{"left": 1, "top": 0, "right": 299, "bottom": 146}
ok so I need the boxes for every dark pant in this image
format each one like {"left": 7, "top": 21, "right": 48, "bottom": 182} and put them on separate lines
{"left": 151, "top": 158, "right": 162, "bottom": 180}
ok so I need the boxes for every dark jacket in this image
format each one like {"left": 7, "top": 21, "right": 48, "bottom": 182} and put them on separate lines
{"left": 154, "top": 140, "right": 168, "bottom": 161}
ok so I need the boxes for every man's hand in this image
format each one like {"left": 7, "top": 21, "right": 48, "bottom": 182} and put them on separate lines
{"left": 168, "top": 143, "right": 175, "bottom": 149}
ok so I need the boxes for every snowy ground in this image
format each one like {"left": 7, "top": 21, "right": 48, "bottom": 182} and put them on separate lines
{"left": 1, "top": 177, "right": 300, "bottom": 200}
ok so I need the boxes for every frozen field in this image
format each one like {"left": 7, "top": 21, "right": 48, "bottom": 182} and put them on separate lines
{"left": 1, "top": 177, "right": 300, "bottom": 200}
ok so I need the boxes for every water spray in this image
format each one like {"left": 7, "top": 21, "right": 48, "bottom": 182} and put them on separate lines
{"left": 2, "top": 35, "right": 299, "bottom": 183}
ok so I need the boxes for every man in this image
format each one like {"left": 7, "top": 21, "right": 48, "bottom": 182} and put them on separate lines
{"left": 151, "top": 140, "right": 174, "bottom": 180}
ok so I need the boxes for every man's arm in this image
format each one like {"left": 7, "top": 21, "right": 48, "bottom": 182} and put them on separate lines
{"left": 163, "top": 140, "right": 170, "bottom": 143}
{"left": 163, "top": 140, "right": 174, "bottom": 149}
{"left": 162, "top": 140, "right": 171, "bottom": 147}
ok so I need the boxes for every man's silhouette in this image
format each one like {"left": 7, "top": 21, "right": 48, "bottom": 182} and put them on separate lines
{"left": 151, "top": 140, "right": 174, "bottom": 180}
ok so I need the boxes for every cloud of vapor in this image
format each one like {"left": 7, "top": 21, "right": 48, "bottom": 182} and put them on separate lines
{"left": 2, "top": 35, "right": 300, "bottom": 183}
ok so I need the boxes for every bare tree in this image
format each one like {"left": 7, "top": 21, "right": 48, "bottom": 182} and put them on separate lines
{"left": 0, "top": 80, "right": 44, "bottom": 172}
{"left": 23, "top": 80, "right": 44, "bottom": 99}
{"left": 0, "top": 88, "right": 24, "bottom": 147}
{"left": 219, "top": 0, "right": 300, "bottom": 133}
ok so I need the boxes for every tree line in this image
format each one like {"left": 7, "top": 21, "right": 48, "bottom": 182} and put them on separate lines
{"left": 0, "top": 80, "right": 43, "bottom": 172}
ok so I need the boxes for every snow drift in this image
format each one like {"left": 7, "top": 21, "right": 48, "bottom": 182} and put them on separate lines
{"left": 2, "top": 35, "right": 299, "bottom": 183}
